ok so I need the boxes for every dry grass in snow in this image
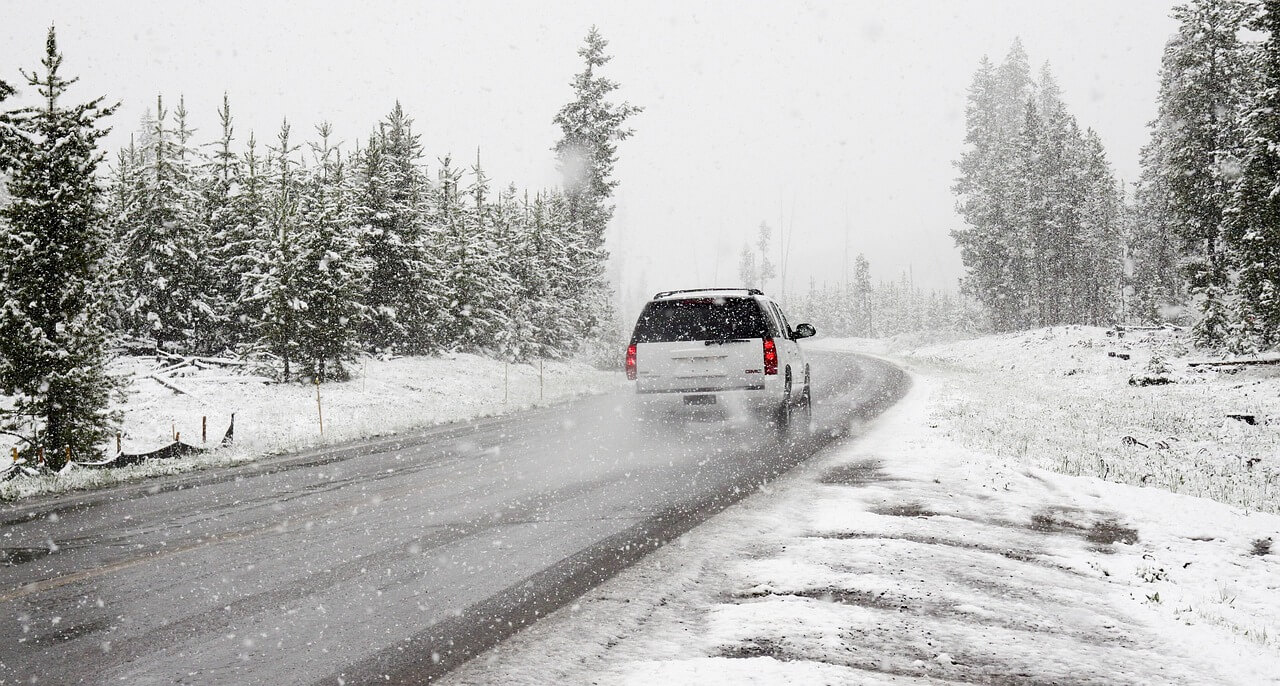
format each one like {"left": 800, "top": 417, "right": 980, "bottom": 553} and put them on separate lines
{"left": 826, "top": 326, "right": 1280, "bottom": 515}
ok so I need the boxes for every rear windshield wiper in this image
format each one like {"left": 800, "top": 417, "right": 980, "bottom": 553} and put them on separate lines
{"left": 705, "top": 338, "right": 751, "bottom": 346}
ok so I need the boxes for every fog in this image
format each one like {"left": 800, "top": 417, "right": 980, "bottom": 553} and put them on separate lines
{"left": 1, "top": 0, "right": 1179, "bottom": 319}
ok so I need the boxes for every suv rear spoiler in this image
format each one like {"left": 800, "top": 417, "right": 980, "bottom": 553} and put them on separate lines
{"left": 652, "top": 288, "right": 764, "bottom": 299}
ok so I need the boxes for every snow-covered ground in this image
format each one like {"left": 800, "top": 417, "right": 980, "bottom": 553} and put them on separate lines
{"left": 443, "top": 329, "right": 1280, "bottom": 685}
{"left": 897, "top": 326, "right": 1280, "bottom": 515}
{"left": 1, "top": 353, "right": 623, "bottom": 501}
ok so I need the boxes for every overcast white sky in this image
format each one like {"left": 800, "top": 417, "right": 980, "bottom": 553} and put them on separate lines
{"left": 2, "top": 0, "right": 1180, "bottom": 317}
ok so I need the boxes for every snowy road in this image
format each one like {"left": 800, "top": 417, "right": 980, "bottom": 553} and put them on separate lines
{"left": 0, "top": 350, "right": 906, "bottom": 685}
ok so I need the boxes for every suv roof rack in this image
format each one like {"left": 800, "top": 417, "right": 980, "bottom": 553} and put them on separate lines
{"left": 652, "top": 287, "right": 764, "bottom": 299}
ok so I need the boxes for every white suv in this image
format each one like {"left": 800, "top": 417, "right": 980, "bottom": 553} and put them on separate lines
{"left": 625, "top": 288, "right": 816, "bottom": 433}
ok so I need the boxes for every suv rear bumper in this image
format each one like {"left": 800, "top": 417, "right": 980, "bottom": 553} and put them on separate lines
{"left": 632, "top": 381, "right": 782, "bottom": 416}
{"left": 636, "top": 382, "right": 765, "bottom": 394}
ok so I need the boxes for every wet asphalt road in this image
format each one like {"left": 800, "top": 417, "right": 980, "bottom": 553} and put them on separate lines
{"left": 0, "top": 350, "right": 906, "bottom": 685}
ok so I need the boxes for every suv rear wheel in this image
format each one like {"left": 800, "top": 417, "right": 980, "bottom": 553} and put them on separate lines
{"left": 773, "top": 370, "right": 793, "bottom": 438}
{"left": 797, "top": 366, "right": 813, "bottom": 437}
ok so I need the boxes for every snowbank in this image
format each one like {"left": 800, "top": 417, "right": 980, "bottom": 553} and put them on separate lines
{"left": 1, "top": 353, "right": 623, "bottom": 501}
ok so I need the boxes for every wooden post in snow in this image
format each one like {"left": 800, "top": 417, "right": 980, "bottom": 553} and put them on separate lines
{"left": 202, "top": 416, "right": 207, "bottom": 444}
{"left": 315, "top": 379, "right": 324, "bottom": 435}
{"left": 539, "top": 359, "right": 544, "bottom": 402}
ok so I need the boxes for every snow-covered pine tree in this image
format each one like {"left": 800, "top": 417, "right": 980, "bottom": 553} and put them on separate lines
{"left": 434, "top": 154, "right": 470, "bottom": 349}
{"left": 119, "top": 94, "right": 216, "bottom": 353}
{"left": 756, "top": 222, "right": 776, "bottom": 292}
{"left": 0, "top": 27, "right": 119, "bottom": 465}
{"left": 245, "top": 120, "right": 304, "bottom": 378}
{"left": 1151, "top": 0, "right": 1254, "bottom": 345}
{"left": 1030, "top": 66, "right": 1084, "bottom": 326}
{"left": 853, "top": 254, "right": 873, "bottom": 336}
{"left": 229, "top": 132, "right": 270, "bottom": 346}
{"left": 355, "top": 103, "right": 437, "bottom": 353}
{"left": 293, "top": 123, "right": 367, "bottom": 380}
{"left": 552, "top": 26, "right": 641, "bottom": 345}
{"left": 1077, "top": 130, "right": 1124, "bottom": 325}
{"left": 1007, "top": 99, "right": 1044, "bottom": 328}
{"left": 447, "top": 152, "right": 513, "bottom": 352}
{"left": 1227, "top": 0, "right": 1280, "bottom": 347}
{"left": 489, "top": 183, "right": 526, "bottom": 360}
{"left": 101, "top": 138, "right": 142, "bottom": 335}
{"left": 952, "top": 44, "right": 1034, "bottom": 331}
{"left": 537, "top": 190, "right": 585, "bottom": 356}
{"left": 738, "top": 245, "right": 758, "bottom": 288}
{"left": 202, "top": 93, "right": 251, "bottom": 351}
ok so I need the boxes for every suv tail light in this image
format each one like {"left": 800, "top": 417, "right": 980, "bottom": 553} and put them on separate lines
{"left": 625, "top": 343, "right": 637, "bottom": 380}
{"left": 762, "top": 337, "right": 778, "bottom": 375}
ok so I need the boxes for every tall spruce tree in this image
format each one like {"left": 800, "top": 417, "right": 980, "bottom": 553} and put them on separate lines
{"left": 552, "top": 27, "right": 641, "bottom": 343}
{"left": 355, "top": 104, "right": 438, "bottom": 353}
{"left": 119, "top": 95, "right": 215, "bottom": 352}
{"left": 0, "top": 27, "right": 118, "bottom": 466}
{"left": 1228, "top": 0, "right": 1280, "bottom": 347}
{"left": 1078, "top": 130, "right": 1124, "bottom": 325}
{"left": 224, "top": 133, "right": 270, "bottom": 347}
{"left": 952, "top": 44, "right": 1035, "bottom": 331}
{"left": 203, "top": 94, "right": 248, "bottom": 350}
{"left": 246, "top": 120, "right": 304, "bottom": 378}
{"left": 293, "top": 123, "right": 367, "bottom": 380}
{"left": 1149, "top": 0, "right": 1254, "bottom": 345}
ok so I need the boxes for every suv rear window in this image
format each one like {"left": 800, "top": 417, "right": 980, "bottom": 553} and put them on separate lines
{"left": 631, "top": 297, "right": 769, "bottom": 343}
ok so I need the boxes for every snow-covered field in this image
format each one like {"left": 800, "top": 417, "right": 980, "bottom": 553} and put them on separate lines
{"left": 0, "top": 353, "right": 623, "bottom": 501}
{"left": 443, "top": 329, "right": 1280, "bottom": 685}
{"left": 898, "top": 326, "right": 1280, "bottom": 515}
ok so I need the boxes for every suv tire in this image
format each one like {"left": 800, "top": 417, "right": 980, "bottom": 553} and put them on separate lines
{"left": 774, "top": 370, "right": 793, "bottom": 438}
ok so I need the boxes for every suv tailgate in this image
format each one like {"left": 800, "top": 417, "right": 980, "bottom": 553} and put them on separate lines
{"left": 630, "top": 297, "right": 768, "bottom": 394}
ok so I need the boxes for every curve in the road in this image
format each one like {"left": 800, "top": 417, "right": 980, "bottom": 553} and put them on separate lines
{"left": 0, "top": 351, "right": 906, "bottom": 685}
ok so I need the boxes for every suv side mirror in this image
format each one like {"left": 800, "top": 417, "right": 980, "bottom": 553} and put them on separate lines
{"left": 793, "top": 323, "right": 816, "bottom": 339}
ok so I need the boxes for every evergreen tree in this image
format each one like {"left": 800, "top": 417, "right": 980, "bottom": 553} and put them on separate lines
{"left": 446, "top": 152, "right": 513, "bottom": 352}
{"left": 552, "top": 26, "right": 641, "bottom": 340}
{"left": 246, "top": 120, "right": 304, "bottom": 378}
{"left": 738, "top": 244, "right": 758, "bottom": 288}
{"left": 1078, "top": 131, "right": 1124, "bottom": 325}
{"left": 0, "top": 27, "right": 118, "bottom": 466}
{"left": 293, "top": 123, "right": 367, "bottom": 380}
{"left": 952, "top": 45, "right": 1033, "bottom": 331}
{"left": 756, "top": 222, "right": 776, "bottom": 290}
{"left": 355, "top": 103, "right": 438, "bottom": 353}
{"left": 853, "top": 253, "right": 873, "bottom": 335}
{"left": 203, "top": 93, "right": 250, "bottom": 350}
{"left": 228, "top": 133, "right": 270, "bottom": 345}
{"left": 119, "top": 94, "right": 215, "bottom": 352}
{"left": 1145, "top": 0, "right": 1254, "bottom": 345}
{"left": 102, "top": 138, "right": 142, "bottom": 335}
{"left": 1228, "top": 0, "right": 1280, "bottom": 347}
